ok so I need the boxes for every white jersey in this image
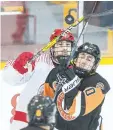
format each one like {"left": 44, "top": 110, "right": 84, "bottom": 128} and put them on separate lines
{"left": 1, "top": 53, "right": 54, "bottom": 130}
{"left": 2, "top": 53, "right": 53, "bottom": 86}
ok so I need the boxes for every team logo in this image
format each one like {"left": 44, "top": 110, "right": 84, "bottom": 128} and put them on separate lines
{"left": 96, "top": 82, "right": 104, "bottom": 91}
{"left": 56, "top": 74, "right": 80, "bottom": 121}
{"left": 57, "top": 92, "right": 76, "bottom": 121}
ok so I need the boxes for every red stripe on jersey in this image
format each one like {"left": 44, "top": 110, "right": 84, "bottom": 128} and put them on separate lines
{"left": 13, "top": 111, "right": 28, "bottom": 123}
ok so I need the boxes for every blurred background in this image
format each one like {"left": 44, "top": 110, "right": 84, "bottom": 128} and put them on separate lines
{"left": 0, "top": 1, "right": 113, "bottom": 63}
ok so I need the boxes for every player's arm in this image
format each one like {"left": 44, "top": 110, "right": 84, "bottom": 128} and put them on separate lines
{"left": 43, "top": 69, "right": 55, "bottom": 99}
{"left": 67, "top": 81, "right": 110, "bottom": 117}
{"left": 43, "top": 82, "right": 55, "bottom": 98}
{"left": 43, "top": 66, "right": 77, "bottom": 99}
{"left": 2, "top": 52, "right": 36, "bottom": 86}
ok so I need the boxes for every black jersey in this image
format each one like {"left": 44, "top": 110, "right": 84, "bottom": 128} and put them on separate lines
{"left": 43, "top": 66, "right": 110, "bottom": 130}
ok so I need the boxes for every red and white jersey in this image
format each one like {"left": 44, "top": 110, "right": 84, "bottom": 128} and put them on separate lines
{"left": 1, "top": 53, "right": 54, "bottom": 130}
{"left": 2, "top": 53, "right": 53, "bottom": 86}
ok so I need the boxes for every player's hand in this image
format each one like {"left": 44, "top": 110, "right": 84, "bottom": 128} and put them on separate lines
{"left": 61, "top": 68, "right": 81, "bottom": 109}
{"left": 13, "top": 52, "right": 36, "bottom": 74}
{"left": 56, "top": 65, "right": 81, "bottom": 95}
{"left": 62, "top": 73, "right": 81, "bottom": 95}
{"left": 56, "top": 65, "right": 75, "bottom": 79}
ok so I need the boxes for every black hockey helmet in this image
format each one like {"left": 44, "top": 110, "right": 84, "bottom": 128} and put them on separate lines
{"left": 27, "top": 95, "right": 56, "bottom": 129}
{"left": 73, "top": 42, "right": 101, "bottom": 77}
{"left": 77, "top": 42, "right": 100, "bottom": 63}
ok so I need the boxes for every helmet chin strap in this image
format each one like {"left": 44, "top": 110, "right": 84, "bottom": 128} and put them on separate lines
{"left": 74, "top": 63, "right": 97, "bottom": 78}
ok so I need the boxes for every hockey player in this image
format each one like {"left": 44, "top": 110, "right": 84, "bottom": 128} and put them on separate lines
{"left": 2, "top": 29, "right": 75, "bottom": 85}
{"left": 49, "top": 29, "right": 75, "bottom": 66}
{"left": 43, "top": 42, "right": 110, "bottom": 130}
{"left": 20, "top": 95, "right": 57, "bottom": 130}
{"left": 9, "top": 29, "right": 75, "bottom": 130}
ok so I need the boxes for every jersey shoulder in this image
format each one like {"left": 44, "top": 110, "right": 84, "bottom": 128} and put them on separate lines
{"left": 45, "top": 67, "right": 58, "bottom": 86}
{"left": 93, "top": 73, "right": 110, "bottom": 94}
{"left": 45, "top": 65, "right": 63, "bottom": 80}
{"left": 81, "top": 73, "right": 110, "bottom": 94}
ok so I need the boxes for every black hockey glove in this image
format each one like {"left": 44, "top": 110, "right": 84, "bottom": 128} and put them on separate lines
{"left": 57, "top": 65, "right": 76, "bottom": 80}
{"left": 62, "top": 68, "right": 82, "bottom": 109}
{"left": 55, "top": 65, "right": 82, "bottom": 109}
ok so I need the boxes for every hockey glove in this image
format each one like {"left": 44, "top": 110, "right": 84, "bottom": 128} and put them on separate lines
{"left": 62, "top": 68, "right": 82, "bottom": 109}
{"left": 13, "top": 52, "right": 36, "bottom": 74}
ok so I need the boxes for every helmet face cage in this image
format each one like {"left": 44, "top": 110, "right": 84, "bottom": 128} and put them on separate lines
{"left": 73, "top": 42, "right": 101, "bottom": 76}
{"left": 53, "top": 40, "right": 72, "bottom": 57}
{"left": 50, "top": 29, "right": 75, "bottom": 65}
{"left": 75, "top": 52, "right": 96, "bottom": 72}
{"left": 50, "top": 40, "right": 73, "bottom": 65}
{"left": 28, "top": 95, "right": 56, "bottom": 127}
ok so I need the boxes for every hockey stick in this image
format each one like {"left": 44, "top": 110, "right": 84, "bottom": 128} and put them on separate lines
{"left": 67, "top": 1, "right": 99, "bottom": 66}
{"left": 53, "top": 4, "right": 113, "bottom": 102}
{"left": 67, "top": 4, "right": 113, "bottom": 67}
{"left": 27, "top": 7, "right": 113, "bottom": 65}
{"left": 54, "top": 2, "right": 99, "bottom": 105}
{"left": 27, "top": 17, "right": 84, "bottom": 64}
